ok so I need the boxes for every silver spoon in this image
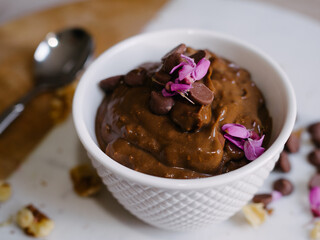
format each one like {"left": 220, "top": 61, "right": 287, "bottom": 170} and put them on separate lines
{"left": 0, "top": 27, "right": 94, "bottom": 135}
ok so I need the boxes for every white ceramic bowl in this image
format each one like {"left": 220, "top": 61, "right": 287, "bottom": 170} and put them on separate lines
{"left": 73, "top": 29, "right": 296, "bottom": 231}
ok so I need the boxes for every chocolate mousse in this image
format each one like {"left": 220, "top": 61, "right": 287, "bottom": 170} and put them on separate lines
{"left": 95, "top": 44, "right": 272, "bottom": 179}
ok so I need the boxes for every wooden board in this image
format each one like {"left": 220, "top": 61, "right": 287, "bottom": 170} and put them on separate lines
{"left": 0, "top": 0, "right": 168, "bottom": 179}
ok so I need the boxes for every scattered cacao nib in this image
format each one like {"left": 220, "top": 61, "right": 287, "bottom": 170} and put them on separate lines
{"left": 273, "top": 178, "right": 294, "bottom": 196}
{"left": 309, "top": 174, "right": 320, "bottom": 189}
{"left": 252, "top": 193, "right": 273, "bottom": 207}
{"left": 149, "top": 91, "right": 175, "bottom": 115}
{"left": 285, "top": 132, "right": 300, "bottom": 153}
{"left": 124, "top": 68, "right": 147, "bottom": 86}
{"left": 161, "top": 43, "right": 186, "bottom": 61}
{"left": 308, "top": 149, "right": 320, "bottom": 168}
{"left": 308, "top": 122, "right": 320, "bottom": 147}
{"left": 189, "top": 82, "right": 214, "bottom": 105}
{"left": 99, "top": 75, "right": 123, "bottom": 92}
{"left": 275, "top": 151, "right": 291, "bottom": 173}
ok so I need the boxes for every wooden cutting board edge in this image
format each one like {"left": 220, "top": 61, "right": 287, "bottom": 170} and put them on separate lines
{"left": 0, "top": 0, "right": 168, "bottom": 180}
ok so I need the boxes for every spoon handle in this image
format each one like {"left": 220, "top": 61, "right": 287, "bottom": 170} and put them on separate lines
{"left": 0, "top": 88, "right": 42, "bottom": 135}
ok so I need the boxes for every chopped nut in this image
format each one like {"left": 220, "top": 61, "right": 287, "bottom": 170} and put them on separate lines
{"left": 242, "top": 203, "right": 267, "bottom": 227}
{"left": 50, "top": 83, "right": 76, "bottom": 124}
{"left": 70, "top": 163, "right": 102, "bottom": 197}
{"left": 0, "top": 181, "right": 12, "bottom": 202}
{"left": 16, "top": 205, "right": 54, "bottom": 238}
{"left": 311, "top": 221, "right": 320, "bottom": 239}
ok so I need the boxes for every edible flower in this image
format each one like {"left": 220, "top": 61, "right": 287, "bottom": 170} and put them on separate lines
{"left": 271, "top": 190, "right": 283, "bottom": 202}
{"left": 162, "top": 54, "right": 210, "bottom": 97}
{"left": 310, "top": 186, "right": 320, "bottom": 217}
{"left": 222, "top": 123, "right": 265, "bottom": 160}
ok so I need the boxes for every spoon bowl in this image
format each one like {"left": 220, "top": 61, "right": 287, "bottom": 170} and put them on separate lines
{"left": 34, "top": 28, "right": 93, "bottom": 88}
{"left": 0, "top": 27, "right": 94, "bottom": 134}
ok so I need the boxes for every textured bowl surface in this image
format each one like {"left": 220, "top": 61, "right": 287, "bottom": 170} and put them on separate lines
{"left": 73, "top": 29, "right": 296, "bottom": 231}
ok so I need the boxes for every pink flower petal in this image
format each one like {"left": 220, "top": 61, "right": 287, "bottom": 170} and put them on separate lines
{"left": 224, "top": 134, "right": 245, "bottom": 150}
{"left": 222, "top": 123, "right": 250, "bottom": 139}
{"left": 170, "top": 83, "right": 192, "bottom": 92}
{"left": 161, "top": 88, "right": 176, "bottom": 97}
{"left": 182, "top": 75, "right": 194, "bottom": 85}
{"left": 170, "top": 62, "right": 186, "bottom": 74}
{"left": 250, "top": 131, "right": 260, "bottom": 140}
{"left": 244, "top": 139, "right": 265, "bottom": 160}
{"left": 250, "top": 135, "right": 265, "bottom": 148}
{"left": 310, "top": 187, "right": 320, "bottom": 217}
{"left": 178, "top": 64, "right": 194, "bottom": 81}
{"left": 192, "top": 58, "right": 210, "bottom": 80}
{"left": 181, "top": 54, "right": 196, "bottom": 67}
{"left": 271, "top": 190, "right": 282, "bottom": 201}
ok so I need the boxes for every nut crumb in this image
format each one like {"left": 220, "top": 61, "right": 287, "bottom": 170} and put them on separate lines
{"left": 0, "top": 181, "right": 12, "bottom": 202}
{"left": 70, "top": 163, "right": 102, "bottom": 197}
{"left": 50, "top": 83, "right": 76, "bottom": 124}
{"left": 0, "top": 215, "right": 14, "bottom": 227}
{"left": 16, "top": 205, "right": 54, "bottom": 238}
{"left": 242, "top": 203, "right": 267, "bottom": 227}
{"left": 311, "top": 221, "right": 320, "bottom": 239}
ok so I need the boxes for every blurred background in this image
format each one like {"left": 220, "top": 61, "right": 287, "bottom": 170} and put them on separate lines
{"left": 1, "top": 0, "right": 320, "bottom": 24}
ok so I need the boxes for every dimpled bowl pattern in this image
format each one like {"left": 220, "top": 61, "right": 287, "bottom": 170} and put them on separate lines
{"left": 90, "top": 155, "right": 277, "bottom": 230}
{"left": 73, "top": 29, "right": 296, "bottom": 231}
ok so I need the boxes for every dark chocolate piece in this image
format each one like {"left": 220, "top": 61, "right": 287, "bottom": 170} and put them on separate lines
{"left": 275, "top": 151, "right": 291, "bottom": 173}
{"left": 190, "top": 50, "right": 206, "bottom": 63}
{"left": 99, "top": 75, "right": 123, "bottom": 92}
{"left": 308, "top": 149, "right": 320, "bottom": 168}
{"left": 284, "top": 133, "right": 300, "bottom": 153}
{"left": 153, "top": 71, "right": 171, "bottom": 85}
{"left": 162, "top": 53, "right": 183, "bottom": 73}
{"left": 162, "top": 43, "right": 186, "bottom": 61}
{"left": 252, "top": 193, "right": 273, "bottom": 207}
{"left": 309, "top": 174, "right": 320, "bottom": 189}
{"left": 308, "top": 122, "right": 320, "bottom": 147}
{"left": 273, "top": 178, "right": 294, "bottom": 196}
{"left": 189, "top": 82, "right": 214, "bottom": 105}
{"left": 124, "top": 68, "right": 147, "bottom": 86}
{"left": 149, "top": 91, "right": 175, "bottom": 115}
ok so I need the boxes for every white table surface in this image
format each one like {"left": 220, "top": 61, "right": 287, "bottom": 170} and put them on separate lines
{"left": 0, "top": 0, "right": 320, "bottom": 239}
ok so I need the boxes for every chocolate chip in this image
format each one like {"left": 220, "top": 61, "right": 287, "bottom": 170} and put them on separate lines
{"left": 162, "top": 53, "right": 183, "bottom": 74}
{"left": 124, "top": 68, "right": 147, "bottom": 86}
{"left": 153, "top": 71, "right": 171, "bottom": 85}
{"left": 190, "top": 50, "right": 206, "bottom": 63}
{"left": 308, "top": 122, "right": 320, "bottom": 147}
{"left": 162, "top": 44, "right": 186, "bottom": 61}
{"left": 308, "top": 149, "right": 320, "bottom": 168}
{"left": 275, "top": 151, "right": 291, "bottom": 173}
{"left": 285, "top": 133, "right": 300, "bottom": 153}
{"left": 309, "top": 174, "right": 320, "bottom": 189}
{"left": 252, "top": 193, "right": 273, "bottom": 207}
{"left": 149, "top": 91, "right": 175, "bottom": 115}
{"left": 189, "top": 82, "right": 214, "bottom": 105}
{"left": 273, "top": 178, "right": 294, "bottom": 196}
{"left": 99, "top": 75, "right": 123, "bottom": 92}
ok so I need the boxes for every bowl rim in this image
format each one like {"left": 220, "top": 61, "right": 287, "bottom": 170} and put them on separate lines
{"left": 73, "top": 28, "right": 296, "bottom": 190}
